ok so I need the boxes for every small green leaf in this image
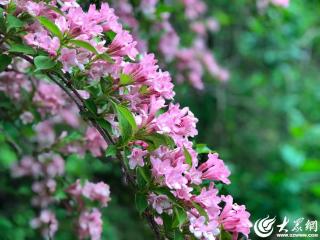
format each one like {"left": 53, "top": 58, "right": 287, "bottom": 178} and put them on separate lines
{"left": 183, "top": 147, "right": 193, "bottom": 167}
{"left": 120, "top": 73, "right": 134, "bottom": 85}
{"left": 7, "top": 1, "right": 17, "bottom": 14}
{"left": 113, "top": 103, "right": 137, "bottom": 143}
{"left": 0, "top": 144, "right": 17, "bottom": 168}
{"left": 172, "top": 206, "right": 187, "bottom": 228}
{"left": 69, "top": 39, "right": 98, "bottom": 54}
{"left": 9, "top": 43, "right": 36, "bottom": 55}
{"left": 105, "top": 145, "right": 117, "bottom": 157}
{"left": 37, "top": 16, "right": 63, "bottom": 39}
{"left": 220, "top": 230, "right": 233, "bottom": 240}
{"left": 48, "top": 6, "right": 65, "bottom": 16}
{"left": 137, "top": 166, "right": 151, "bottom": 186}
{"left": 105, "top": 31, "right": 117, "bottom": 41}
{"left": 0, "top": 54, "right": 12, "bottom": 72}
{"left": 84, "top": 99, "right": 98, "bottom": 116}
{"left": 135, "top": 192, "right": 148, "bottom": 214}
{"left": 195, "top": 143, "right": 213, "bottom": 154}
{"left": 6, "top": 14, "right": 24, "bottom": 31}
{"left": 139, "top": 85, "right": 149, "bottom": 95}
{"left": 34, "top": 55, "right": 56, "bottom": 71}
{"left": 58, "top": 132, "right": 82, "bottom": 145}
{"left": 98, "top": 53, "right": 114, "bottom": 63}
{"left": 54, "top": 189, "right": 67, "bottom": 201}
{"left": 97, "top": 118, "right": 112, "bottom": 133}
{"left": 143, "top": 132, "right": 175, "bottom": 151}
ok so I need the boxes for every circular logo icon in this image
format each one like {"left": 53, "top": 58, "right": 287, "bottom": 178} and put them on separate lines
{"left": 254, "top": 216, "right": 276, "bottom": 238}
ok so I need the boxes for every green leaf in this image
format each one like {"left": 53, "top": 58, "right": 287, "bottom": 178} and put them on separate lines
{"left": 0, "top": 144, "right": 17, "bottom": 168}
{"left": 37, "top": 16, "right": 63, "bottom": 39}
{"left": 0, "top": 54, "right": 12, "bottom": 72}
{"left": 69, "top": 39, "right": 98, "bottom": 54}
{"left": 105, "top": 145, "right": 117, "bottom": 157}
{"left": 7, "top": 1, "right": 17, "bottom": 14}
{"left": 173, "top": 229, "right": 184, "bottom": 240}
{"left": 6, "top": 14, "right": 24, "bottom": 31}
{"left": 98, "top": 53, "right": 114, "bottom": 63}
{"left": 59, "top": 132, "right": 82, "bottom": 145}
{"left": 220, "top": 230, "right": 233, "bottom": 240}
{"left": 143, "top": 132, "right": 175, "bottom": 151}
{"left": 34, "top": 55, "right": 56, "bottom": 71}
{"left": 113, "top": 103, "right": 137, "bottom": 143}
{"left": 120, "top": 73, "right": 134, "bottom": 85}
{"left": 9, "top": 43, "right": 36, "bottom": 55}
{"left": 54, "top": 189, "right": 67, "bottom": 201}
{"left": 192, "top": 202, "right": 209, "bottom": 223}
{"left": 172, "top": 206, "right": 187, "bottom": 228}
{"left": 135, "top": 192, "right": 148, "bottom": 214}
{"left": 97, "top": 118, "right": 112, "bottom": 133}
{"left": 136, "top": 166, "right": 151, "bottom": 187}
{"left": 183, "top": 147, "right": 193, "bottom": 167}
{"left": 84, "top": 99, "right": 98, "bottom": 116}
{"left": 195, "top": 143, "right": 213, "bottom": 154}
{"left": 105, "top": 31, "right": 117, "bottom": 41}
{"left": 48, "top": 6, "right": 65, "bottom": 16}
{"left": 139, "top": 85, "right": 149, "bottom": 95}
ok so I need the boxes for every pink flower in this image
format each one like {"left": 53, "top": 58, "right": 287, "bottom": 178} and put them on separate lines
{"left": 182, "top": 0, "right": 206, "bottom": 20}
{"left": 219, "top": 195, "right": 252, "bottom": 239}
{"left": 148, "top": 193, "right": 172, "bottom": 214}
{"left": 82, "top": 181, "right": 111, "bottom": 207}
{"left": 35, "top": 121, "right": 56, "bottom": 147}
{"left": 30, "top": 210, "right": 58, "bottom": 238}
{"left": 154, "top": 216, "right": 163, "bottom": 225}
{"left": 192, "top": 183, "right": 221, "bottom": 217}
{"left": 155, "top": 103, "right": 198, "bottom": 140}
{"left": 107, "top": 30, "right": 138, "bottom": 59}
{"left": 198, "top": 153, "right": 231, "bottom": 184}
{"left": 129, "top": 148, "right": 148, "bottom": 169}
{"left": 24, "top": 31, "right": 60, "bottom": 56}
{"left": 78, "top": 208, "right": 103, "bottom": 240}
{"left": 123, "top": 53, "right": 158, "bottom": 83}
{"left": 85, "top": 127, "right": 108, "bottom": 157}
{"left": 271, "top": 0, "right": 290, "bottom": 7}
{"left": 188, "top": 209, "right": 220, "bottom": 240}
{"left": 173, "top": 185, "right": 193, "bottom": 201}
{"left": 38, "top": 153, "right": 65, "bottom": 177}
{"left": 11, "top": 156, "right": 41, "bottom": 178}
{"left": 99, "top": 3, "right": 122, "bottom": 33}
{"left": 0, "top": 72, "right": 32, "bottom": 100}
{"left": 66, "top": 179, "right": 83, "bottom": 197}
{"left": 20, "top": 111, "right": 34, "bottom": 124}
{"left": 150, "top": 71, "right": 175, "bottom": 100}
{"left": 140, "top": 0, "right": 158, "bottom": 14}
{"left": 59, "top": 48, "right": 80, "bottom": 72}
{"left": 88, "top": 60, "right": 113, "bottom": 80}
{"left": 33, "top": 81, "right": 66, "bottom": 116}
{"left": 159, "top": 26, "right": 180, "bottom": 62}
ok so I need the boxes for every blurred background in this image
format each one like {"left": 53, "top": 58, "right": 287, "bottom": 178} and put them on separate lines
{"left": 1, "top": 0, "right": 320, "bottom": 239}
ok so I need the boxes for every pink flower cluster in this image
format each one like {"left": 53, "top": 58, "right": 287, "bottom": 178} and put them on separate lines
{"left": 11, "top": 153, "right": 64, "bottom": 237}
{"left": 112, "top": 0, "right": 229, "bottom": 90}
{"left": 67, "top": 180, "right": 111, "bottom": 240}
{"left": 2, "top": 0, "right": 252, "bottom": 239}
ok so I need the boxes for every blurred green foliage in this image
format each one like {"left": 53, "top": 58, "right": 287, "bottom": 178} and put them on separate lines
{"left": 176, "top": 0, "right": 320, "bottom": 237}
